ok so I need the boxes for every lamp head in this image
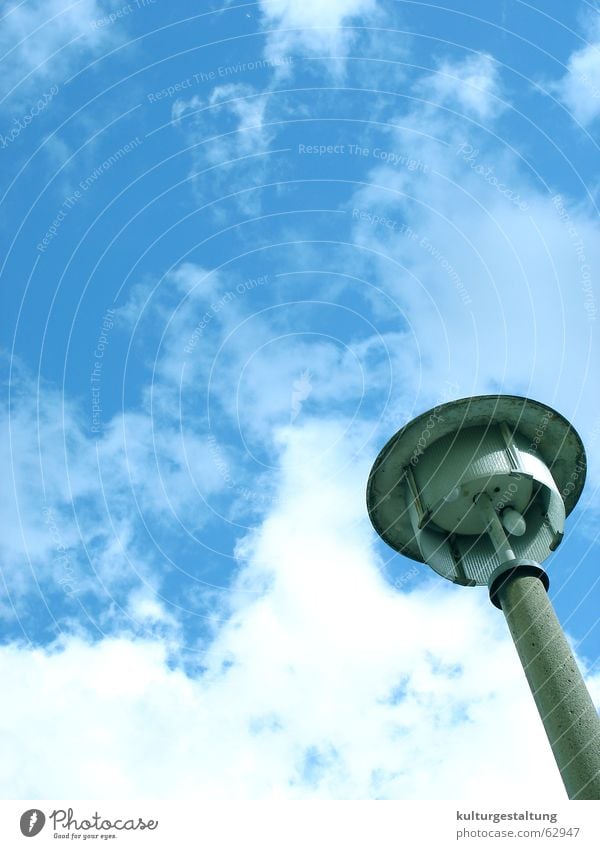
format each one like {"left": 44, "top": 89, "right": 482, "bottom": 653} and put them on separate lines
{"left": 366, "top": 395, "right": 586, "bottom": 586}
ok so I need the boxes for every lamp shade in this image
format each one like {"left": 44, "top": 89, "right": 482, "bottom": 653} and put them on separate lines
{"left": 366, "top": 395, "right": 586, "bottom": 586}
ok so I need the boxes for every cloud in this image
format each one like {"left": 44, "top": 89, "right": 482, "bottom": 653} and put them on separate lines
{"left": 417, "top": 53, "right": 506, "bottom": 121}
{"left": 172, "top": 84, "right": 271, "bottom": 160}
{"left": 171, "top": 83, "right": 275, "bottom": 216}
{"left": 0, "top": 0, "right": 114, "bottom": 102}
{"left": 0, "top": 350, "right": 231, "bottom": 626}
{"left": 98, "top": 411, "right": 226, "bottom": 525}
{"left": 0, "top": 357, "right": 97, "bottom": 600}
{"left": 2, "top": 419, "right": 593, "bottom": 799}
{"left": 553, "top": 30, "right": 600, "bottom": 126}
{"left": 115, "top": 255, "right": 416, "bottom": 467}
{"left": 257, "top": 0, "right": 380, "bottom": 72}
{"left": 345, "top": 99, "right": 600, "bottom": 453}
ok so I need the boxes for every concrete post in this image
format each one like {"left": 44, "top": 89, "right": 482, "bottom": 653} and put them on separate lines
{"left": 496, "top": 571, "right": 600, "bottom": 800}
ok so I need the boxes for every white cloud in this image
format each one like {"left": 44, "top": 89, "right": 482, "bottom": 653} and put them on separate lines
{"left": 0, "top": 353, "right": 229, "bottom": 615}
{"left": 257, "top": 0, "right": 379, "bottom": 72}
{"left": 417, "top": 53, "right": 505, "bottom": 120}
{"left": 171, "top": 83, "right": 274, "bottom": 215}
{"left": 553, "top": 35, "right": 600, "bottom": 126}
{"left": 0, "top": 0, "right": 114, "bottom": 100}
{"left": 172, "top": 84, "right": 271, "bottom": 159}
{"left": 346, "top": 105, "right": 600, "bottom": 452}
{"left": 117, "top": 258, "right": 389, "bottom": 445}
{"left": 209, "top": 334, "right": 377, "bottom": 442}
{"left": 0, "top": 359, "right": 97, "bottom": 598}
{"left": 2, "top": 419, "right": 592, "bottom": 799}
{"left": 98, "top": 411, "right": 225, "bottom": 525}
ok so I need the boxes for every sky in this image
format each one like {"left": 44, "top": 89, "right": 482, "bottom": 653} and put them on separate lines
{"left": 1, "top": 0, "right": 600, "bottom": 801}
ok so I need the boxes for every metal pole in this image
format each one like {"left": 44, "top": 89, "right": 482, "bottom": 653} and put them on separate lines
{"left": 496, "top": 571, "right": 600, "bottom": 800}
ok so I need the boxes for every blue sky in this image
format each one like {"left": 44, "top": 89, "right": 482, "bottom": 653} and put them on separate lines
{"left": 1, "top": 0, "right": 600, "bottom": 799}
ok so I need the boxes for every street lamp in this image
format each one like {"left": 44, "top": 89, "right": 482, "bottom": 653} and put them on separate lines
{"left": 367, "top": 394, "right": 600, "bottom": 800}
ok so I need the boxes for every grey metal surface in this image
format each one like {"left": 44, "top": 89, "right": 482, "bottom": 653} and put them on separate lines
{"left": 367, "top": 395, "right": 585, "bottom": 578}
{"left": 497, "top": 572, "right": 600, "bottom": 800}
{"left": 413, "top": 426, "right": 526, "bottom": 535}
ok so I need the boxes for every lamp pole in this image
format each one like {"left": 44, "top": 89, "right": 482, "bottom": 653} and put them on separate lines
{"left": 367, "top": 394, "right": 600, "bottom": 800}
{"left": 484, "top": 495, "right": 600, "bottom": 800}
{"left": 494, "top": 567, "right": 600, "bottom": 799}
